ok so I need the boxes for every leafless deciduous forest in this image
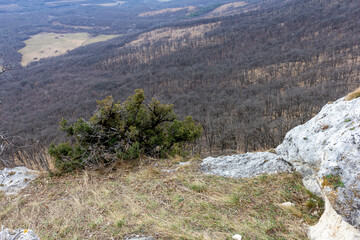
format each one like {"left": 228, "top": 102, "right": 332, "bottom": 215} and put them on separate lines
{"left": 0, "top": 0, "right": 359, "bottom": 156}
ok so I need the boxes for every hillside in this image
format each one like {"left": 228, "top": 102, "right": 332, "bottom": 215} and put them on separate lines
{"left": 0, "top": 0, "right": 359, "bottom": 156}
{"left": 0, "top": 0, "right": 359, "bottom": 239}
{"left": 0, "top": 0, "right": 230, "bottom": 68}
{"left": 1, "top": 90, "right": 360, "bottom": 239}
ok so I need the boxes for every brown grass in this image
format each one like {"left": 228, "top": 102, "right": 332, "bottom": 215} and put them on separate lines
{"left": 0, "top": 159, "right": 323, "bottom": 239}
{"left": 345, "top": 87, "right": 360, "bottom": 101}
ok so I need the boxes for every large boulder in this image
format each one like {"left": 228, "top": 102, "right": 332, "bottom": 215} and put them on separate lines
{"left": 276, "top": 97, "right": 360, "bottom": 229}
{"left": 201, "top": 96, "right": 360, "bottom": 238}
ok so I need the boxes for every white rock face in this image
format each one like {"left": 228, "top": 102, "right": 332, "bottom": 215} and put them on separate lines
{"left": 308, "top": 195, "right": 360, "bottom": 240}
{"left": 0, "top": 167, "right": 38, "bottom": 195}
{"left": 126, "top": 237, "right": 156, "bottom": 240}
{"left": 202, "top": 152, "right": 294, "bottom": 178}
{"left": 276, "top": 97, "right": 360, "bottom": 228}
{"left": 0, "top": 228, "right": 40, "bottom": 240}
{"left": 201, "top": 96, "right": 360, "bottom": 235}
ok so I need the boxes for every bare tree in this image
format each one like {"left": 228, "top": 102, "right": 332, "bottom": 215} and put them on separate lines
{"left": 0, "top": 69, "right": 50, "bottom": 170}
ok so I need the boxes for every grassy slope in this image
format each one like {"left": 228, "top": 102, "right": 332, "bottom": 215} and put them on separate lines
{"left": 0, "top": 158, "right": 323, "bottom": 240}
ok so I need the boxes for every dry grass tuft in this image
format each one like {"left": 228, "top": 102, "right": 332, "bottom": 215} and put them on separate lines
{"left": 0, "top": 159, "right": 323, "bottom": 239}
{"left": 345, "top": 87, "right": 360, "bottom": 101}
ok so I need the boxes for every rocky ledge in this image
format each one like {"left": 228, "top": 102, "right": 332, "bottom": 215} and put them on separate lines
{"left": 201, "top": 96, "right": 360, "bottom": 239}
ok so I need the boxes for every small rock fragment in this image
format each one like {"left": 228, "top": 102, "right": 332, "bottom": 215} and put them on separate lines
{"left": 279, "top": 202, "right": 295, "bottom": 209}
{"left": 232, "top": 234, "right": 242, "bottom": 240}
{"left": 127, "top": 236, "right": 156, "bottom": 240}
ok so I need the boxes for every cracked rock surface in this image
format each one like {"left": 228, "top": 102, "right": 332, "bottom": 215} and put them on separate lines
{"left": 0, "top": 167, "right": 38, "bottom": 195}
{"left": 201, "top": 96, "right": 360, "bottom": 236}
{"left": 0, "top": 228, "right": 39, "bottom": 240}
{"left": 201, "top": 152, "right": 294, "bottom": 178}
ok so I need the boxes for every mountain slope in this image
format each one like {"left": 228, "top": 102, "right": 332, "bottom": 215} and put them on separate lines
{"left": 0, "top": 0, "right": 359, "bottom": 154}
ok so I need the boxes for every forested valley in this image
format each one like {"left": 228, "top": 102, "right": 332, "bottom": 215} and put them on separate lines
{"left": 0, "top": 0, "right": 359, "bottom": 158}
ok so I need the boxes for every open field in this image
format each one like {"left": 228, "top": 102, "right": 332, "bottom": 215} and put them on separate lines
{"left": 81, "top": 1, "right": 126, "bottom": 7}
{"left": 207, "top": 2, "right": 247, "bottom": 17}
{"left": 126, "top": 22, "right": 219, "bottom": 48}
{"left": 138, "top": 6, "right": 196, "bottom": 17}
{"left": 212, "top": 2, "right": 247, "bottom": 14}
{"left": 0, "top": 4, "right": 19, "bottom": 10}
{"left": 18, "top": 32, "right": 120, "bottom": 67}
{"left": 0, "top": 158, "right": 323, "bottom": 239}
{"left": 45, "top": 0, "right": 87, "bottom": 7}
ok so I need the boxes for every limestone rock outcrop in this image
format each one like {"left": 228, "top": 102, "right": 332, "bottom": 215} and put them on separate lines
{"left": 201, "top": 152, "right": 294, "bottom": 178}
{"left": 308, "top": 195, "right": 360, "bottom": 240}
{"left": 0, "top": 167, "right": 38, "bottom": 195}
{"left": 201, "top": 96, "right": 360, "bottom": 238}
{"left": 0, "top": 228, "right": 39, "bottom": 240}
{"left": 275, "top": 97, "right": 360, "bottom": 229}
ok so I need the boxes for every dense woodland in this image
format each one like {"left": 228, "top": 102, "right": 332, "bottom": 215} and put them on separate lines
{"left": 0, "top": 0, "right": 359, "bottom": 158}
{"left": 0, "top": 0, "right": 240, "bottom": 68}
